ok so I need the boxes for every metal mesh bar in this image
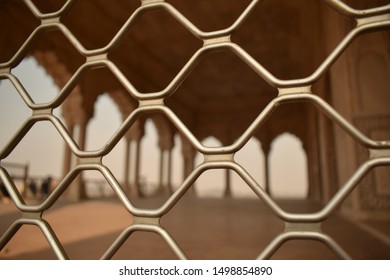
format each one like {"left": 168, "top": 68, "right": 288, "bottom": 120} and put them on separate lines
{"left": 0, "top": 0, "right": 389, "bottom": 259}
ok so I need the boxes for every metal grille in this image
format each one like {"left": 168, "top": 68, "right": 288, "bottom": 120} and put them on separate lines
{"left": 1, "top": 0, "right": 390, "bottom": 259}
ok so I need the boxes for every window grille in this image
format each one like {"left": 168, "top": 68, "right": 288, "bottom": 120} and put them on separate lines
{"left": 0, "top": 0, "right": 389, "bottom": 259}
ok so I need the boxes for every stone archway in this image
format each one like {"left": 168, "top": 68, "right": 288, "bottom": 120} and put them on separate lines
{"left": 269, "top": 133, "right": 308, "bottom": 199}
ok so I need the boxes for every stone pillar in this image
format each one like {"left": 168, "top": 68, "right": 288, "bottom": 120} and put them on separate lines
{"left": 65, "top": 120, "right": 88, "bottom": 201}
{"left": 224, "top": 169, "right": 232, "bottom": 197}
{"left": 264, "top": 153, "right": 271, "bottom": 195}
{"left": 167, "top": 148, "right": 173, "bottom": 194}
{"left": 321, "top": 5, "right": 361, "bottom": 212}
{"left": 123, "top": 120, "right": 145, "bottom": 197}
{"left": 158, "top": 148, "right": 173, "bottom": 195}
{"left": 123, "top": 138, "right": 131, "bottom": 194}
{"left": 133, "top": 138, "right": 142, "bottom": 196}
{"left": 123, "top": 139, "right": 142, "bottom": 197}
{"left": 181, "top": 137, "right": 196, "bottom": 195}
{"left": 305, "top": 109, "right": 322, "bottom": 202}
{"left": 76, "top": 120, "right": 88, "bottom": 200}
{"left": 261, "top": 140, "right": 272, "bottom": 195}
{"left": 158, "top": 148, "right": 164, "bottom": 193}
{"left": 157, "top": 130, "right": 174, "bottom": 195}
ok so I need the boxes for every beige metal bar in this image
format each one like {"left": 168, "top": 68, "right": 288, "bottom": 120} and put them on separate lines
{"left": 23, "top": 0, "right": 76, "bottom": 20}
{"left": 0, "top": 218, "right": 68, "bottom": 259}
{"left": 1, "top": 0, "right": 389, "bottom": 260}
{"left": 101, "top": 224, "right": 187, "bottom": 260}
{"left": 323, "top": 0, "right": 390, "bottom": 18}
{"left": 257, "top": 231, "right": 351, "bottom": 260}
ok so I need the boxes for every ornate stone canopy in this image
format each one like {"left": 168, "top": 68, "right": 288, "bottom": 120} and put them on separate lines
{"left": 0, "top": 0, "right": 334, "bottom": 144}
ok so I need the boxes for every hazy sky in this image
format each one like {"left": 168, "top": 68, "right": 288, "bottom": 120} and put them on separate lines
{"left": 0, "top": 58, "right": 307, "bottom": 198}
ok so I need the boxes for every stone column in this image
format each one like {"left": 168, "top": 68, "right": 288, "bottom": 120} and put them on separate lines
{"left": 264, "top": 154, "right": 270, "bottom": 195}
{"left": 76, "top": 120, "right": 88, "bottom": 200}
{"left": 167, "top": 148, "right": 173, "bottom": 193}
{"left": 305, "top": 111, "right": 322, "bottom": 202}
{"left": 158, "top": 148, "right": 173, "bottom": 195}
{"left": 124, "top": 120, "right": 145, "bottom": 197}
{"left": 133, "top": 138, "right": 142, "bottom": 197}
{"left": 123, "top": 138, "right": 131, "bottom": 194}
{"left": 261, "top": 140, "right": 271, "bottom": 195}
{"left": 157, "top": 131, "right": 174, "bottom": 195}
{"left": 224, "top": 169, "right": 232, "bottom": 197}
{"left": 158, "top": 148, "right": 164, "bottom": 194}
{"left": 181, "top": 138, "right": 196, "bottom": 195}
{"left": 65, "top": 119, "right": 88, "bottom": 201}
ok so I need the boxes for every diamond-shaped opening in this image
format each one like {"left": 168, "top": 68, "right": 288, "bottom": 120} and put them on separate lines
{"left": 62, "top": 0, "right": 140, "bottom": 50}
{"left": 109, "top": 8, "right": 202, "bottom": 93}
{"left": 2, "top": 121, "right": 67, "bottom": 205}
{"left": 0, "top": 0, "right": 40, "bottom": 63}
{"left": 111, "top": 231, "right": 178, "bottom": 260}
{"left": 60, "top": 67, "right": 138, "bottom": 152}
{"left": 30, "top": 0, "right": 67, "bottom": 14}
{"left": 323, "top": 211, "right": 390, "bottom": 259}
{"left": 106, "top": 112, "right": 196, "bottom": 210}
{"left": 255, "top": 100, "right": 370, "bottom": 214}
{"left": 166, "top": 50, "right": 277, "bottom": 147}
{"left": 0, "top": 225, "right": 57, "bottom": 259}
{"left": 162, "top": 183, "right": 284, "bottom": 259}
{"left": 342, "top": 0, "right": 390, "bottom": 9}
{"left": 10, "top": 29, "right": 85, "bottom": 104}
{"left": 43, "top": 171, "right": 132, "bottom": 259}
{"left": 232, "top": 0, "right": 353, "bottom": 80}
{"left": 269, "top": 239, "right": 339, "bottom": 259}
{"left": 0, "top": 79, "right": 31, "bottom": 150}
{"left": 167, "top": 0, "right": 253, "bottom": 32}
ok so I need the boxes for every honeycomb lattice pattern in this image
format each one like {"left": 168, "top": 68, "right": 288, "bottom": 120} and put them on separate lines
{"left": 1, "top": 0, "right": 390, "bottom": 259}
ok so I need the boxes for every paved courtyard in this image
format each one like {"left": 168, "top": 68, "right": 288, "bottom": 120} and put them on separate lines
{"left": 0, "top": 196, "right": 389, "bottom": 260}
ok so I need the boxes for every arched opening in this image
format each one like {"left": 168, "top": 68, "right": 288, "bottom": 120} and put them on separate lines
{"left": 86, "top": 94, "right": 122, "bottom": 151}
{"left": 12, "top": 57, "right": 59, "bottom": 104}
{"left": 269, "top": 133, "right": 308, "bottom": 199}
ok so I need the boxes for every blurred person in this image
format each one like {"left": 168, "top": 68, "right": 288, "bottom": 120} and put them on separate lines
{"left": 28, "top": 179, "right": 37, "bottom": 197}
{"left": 0, "top": 180, "right": 11, "bottom": 203}
{"left": 40, "top": 176, "right": 52, "bottom": 199}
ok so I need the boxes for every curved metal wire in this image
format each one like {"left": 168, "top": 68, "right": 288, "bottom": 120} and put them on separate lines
{"left": 0, "top": 0, "right": 389, "bottom": 259}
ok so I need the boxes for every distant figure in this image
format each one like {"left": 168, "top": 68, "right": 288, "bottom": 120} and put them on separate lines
{"left": 29, "top": 179, "right": 37, "bottom": 197}
{"left": 41, "top": 176, "right": 52, "bottom": 199}
{"left": 0, "top": 180, "right": 10, "bottom": 201}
